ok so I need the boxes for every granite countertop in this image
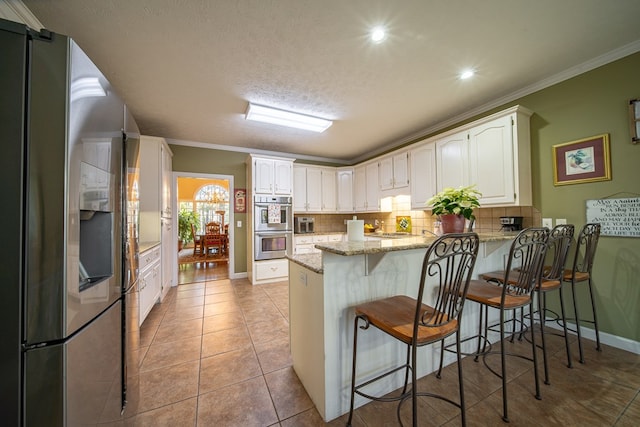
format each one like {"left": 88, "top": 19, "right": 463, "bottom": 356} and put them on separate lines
{"left": 139, "top": 241, "right": 161, "bottom": 253}
{"left": 287, "top": 232, "right": 517, "bottom": 274}
{"left": 314, "top": 232, "right": 516, "bottom": 256}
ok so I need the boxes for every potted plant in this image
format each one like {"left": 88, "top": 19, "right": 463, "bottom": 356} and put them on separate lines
{"left": 426, "top": 185, "right": 482, "bottom": 233}
{"left": 178, "top": 209, "right": 199, "bottom": 251}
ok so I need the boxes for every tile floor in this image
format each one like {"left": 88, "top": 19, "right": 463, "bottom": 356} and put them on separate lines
{"left": 136, "top": 274, "right": 640, "bottom": 426}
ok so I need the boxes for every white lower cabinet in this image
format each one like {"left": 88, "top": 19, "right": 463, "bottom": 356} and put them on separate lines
{"left": 254, "top": 259, "right": 289, "bottom": 282}
{"left": 295, "top": 234, "right": 343, "bottom": 254}
{"left": 139, "top": 245, "right": 161, "bottom": 326}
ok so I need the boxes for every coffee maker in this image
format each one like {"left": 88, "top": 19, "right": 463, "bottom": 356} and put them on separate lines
{"left": 500, "top": 216, "right": 523, "bottom": 232}
{"left": 294, "top": 216, "right": 315, "bottom": 234}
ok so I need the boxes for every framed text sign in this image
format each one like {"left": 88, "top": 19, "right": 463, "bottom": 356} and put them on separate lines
{"left": 585, "top": 197, "right": 640, "bottom": 237}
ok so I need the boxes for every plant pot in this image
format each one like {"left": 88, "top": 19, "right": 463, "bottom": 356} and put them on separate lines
{"left": 439, "top": 214, "right": 466, "bottom": 234}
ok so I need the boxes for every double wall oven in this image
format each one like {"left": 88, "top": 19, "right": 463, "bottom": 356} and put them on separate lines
{"left": 254, "top": 196, "right": 293, "bottom": 260}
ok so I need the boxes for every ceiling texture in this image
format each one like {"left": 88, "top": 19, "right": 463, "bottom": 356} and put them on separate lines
{"left": 18, "top": 0, "right": 640, "bottom": 163}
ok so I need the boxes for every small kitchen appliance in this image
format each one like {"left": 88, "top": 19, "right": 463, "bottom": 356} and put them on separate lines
{"left": 500, "top": 216, "right": 523, "bottom": 231}
{"left": 294, "top": 216, "right": 315, "bottom": 234}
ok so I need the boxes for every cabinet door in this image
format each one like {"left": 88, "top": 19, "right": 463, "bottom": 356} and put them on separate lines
{"left": 161, "top": 218, "right": 173, "bottom": 298}
{"left": 305, "top": 167, "right": 323, "bottom": 211}
{"left": 353, "top": 165, "right": 367, "bottom": 212}
{"left": 254, "top": 158, "right": 274, "bottom": 194}
{"left": 469, "top": 114, "right": 515, "bottom": 205}
{"left": 321, "top": 169, "right": 336, "bottom": 212}
{"left": 139, "top": 266, "right": 154, "bottom": 326}
{"left": 273, "top": 160, "right": 293, "bottom": 195}
{"left": 336, "top": 168, "right": 353, "bottom": 213}
{"left": 161, "top": 144, "right": 172, "bottom": 218}
{"left": 365, "top": 162, "right": 380, "bottom": 211}
{"left": 436, "top": 130, "right": 469, "bottom": 191}
{"left": 379, "top": 156, "right": 394, "bottom": 190}
{"left": 293, "top": 166, "right": 308, "bottom": 212}
{"left": 392, "top": 152, "right": 409, "bottom": 189}
{"left": 410, "top": 143, "right": 437, "bottom": 209}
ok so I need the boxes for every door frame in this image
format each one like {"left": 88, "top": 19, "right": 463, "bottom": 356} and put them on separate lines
{"left": 171, "top": 171, "right": 237, "bottom": 287}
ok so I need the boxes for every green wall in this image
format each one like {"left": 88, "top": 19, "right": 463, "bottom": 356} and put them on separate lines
{"left": 488, "top": 52, "right": 640, "bottom": 343}
{"left": 169, "top": 145, "right": 248, "bottom": 274}
{"left": 169, "top": 52, "right": 640, "bottom": 343}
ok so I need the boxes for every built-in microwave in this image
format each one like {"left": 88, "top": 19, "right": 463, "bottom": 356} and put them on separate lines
{"left": 254, "top": 196, "right": 292, "bottom": 232}
{"left": 254, "top": 231, "right": 292, "bottom": 260}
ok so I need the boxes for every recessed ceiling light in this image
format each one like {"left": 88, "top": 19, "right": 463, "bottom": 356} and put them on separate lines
{"left": 245, "top": 103, "right": 332, "bottom": 133}
{"left": 460, "top": 69, "right": 475, "bottom": 80}
{"left": 370, "top": 26, "right": 386, "bottom": 43}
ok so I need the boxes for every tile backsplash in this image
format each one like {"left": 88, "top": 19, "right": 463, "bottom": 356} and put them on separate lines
{"left": 297, "top": 197, "right": 540, "bottom": 235}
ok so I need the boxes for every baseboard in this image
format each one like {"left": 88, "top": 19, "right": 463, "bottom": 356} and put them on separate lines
{"left": 230, "top": 272, "right": 248, "bottom": 280}
{"left": 544, "top": 317, "right": 640, "bottom": 355}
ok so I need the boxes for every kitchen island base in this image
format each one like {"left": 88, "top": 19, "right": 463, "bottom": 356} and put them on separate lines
{"left": 289, "top": 238, "right": 513, "bottom": 422}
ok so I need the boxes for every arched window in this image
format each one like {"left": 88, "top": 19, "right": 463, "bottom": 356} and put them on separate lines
{"left": 193, "top": 184, "right": 229, "bottom": 231}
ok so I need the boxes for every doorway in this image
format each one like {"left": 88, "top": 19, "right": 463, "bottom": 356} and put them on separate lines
{"left": 174, "top": 172, "right": 234, "bottom": 285}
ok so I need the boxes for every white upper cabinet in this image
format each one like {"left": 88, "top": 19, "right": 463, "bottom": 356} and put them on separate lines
{"left": 409, "top": 142, "right": 437, "bottom": 209}
{"left": 436, "top": 130, "right": 469, "bottom": 191}
{"left": 434, "top": 105, "right": 533, "bottom": 207}
{"left": 380, "top": 151, "right": 409, "bottom": 192}
{"left": 253, "top": 157, "right": 293, "bottom": 195}
{"left": 321, "top": 169, "right": 337, "bottom": 211}
{"left": 293, "top": 165, "right": 336, "bottom": 213}
{"left": 354, "top": 162, "right": 381, "bottom": 212}
{"left": 468, "top": 114, "right": 515, "bottom": 205}
{"left": 336, "top": 168, "right": 354, "bottom": 213}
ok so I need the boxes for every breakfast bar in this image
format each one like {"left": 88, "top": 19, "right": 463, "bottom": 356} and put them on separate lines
{"left": 288, "top": 233, "right": 516, "bottom": 422}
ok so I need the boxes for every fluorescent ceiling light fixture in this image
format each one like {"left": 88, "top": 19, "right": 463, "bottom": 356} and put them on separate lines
{"left": 460, "top": 69, "right": 475, "bottom": 80}
{"left": 245, "top": 103, "right": 332, "bottom": 133}
{"left": 371, "top": 26, "right": 386, "bottom": 43}
{"left": 71, "top": 77, "right": 106, "bottom": 101}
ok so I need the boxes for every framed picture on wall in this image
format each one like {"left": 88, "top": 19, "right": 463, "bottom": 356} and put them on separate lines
{"left": 552, "top": 133, "right": 612, "bottom": 186}
{"left": 234, "top": 188, "right": 246, "bottom": 213}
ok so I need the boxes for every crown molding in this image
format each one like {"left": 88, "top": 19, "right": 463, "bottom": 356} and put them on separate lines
{"left": 0, "top": 0, "right": 43, "bottom": 30}
{"left": 353, "top": 38, "right": 640, "bottom": 164}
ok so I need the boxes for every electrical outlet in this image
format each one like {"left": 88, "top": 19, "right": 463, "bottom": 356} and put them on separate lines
{"left": 542, "top": 218, "right": 553, "bottom": 229}
{"left": 556, "top": 218, "right": 567, "bottom": 225}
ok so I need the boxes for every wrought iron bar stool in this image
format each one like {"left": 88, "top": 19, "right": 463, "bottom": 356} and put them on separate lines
{"left": 347, "top": 233, "right": 480, "bottom": 427}
{"left": 562, "top": 223, "right": 602, "bottom": 363}
{"left": 463, "top": 227, "right": 549, "bottom": 423}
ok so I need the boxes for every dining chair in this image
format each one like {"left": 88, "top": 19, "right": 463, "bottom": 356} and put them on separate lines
{"left": 202, "top": 233, "right": 224, "bottom": 260}
{"left": 190, "top": 223, "right": 203, "bottom": 256}
{"left": 563, "top": 223, "right": 602, "bottom": 363}
{"left": 205, "top": 221, "right": 221, "bottom": 234}
{"left": 464, "top": 227, "right": 549, "bottom": 423}
{"left": 347, "top": 232, "right": 479, "bottom": 427}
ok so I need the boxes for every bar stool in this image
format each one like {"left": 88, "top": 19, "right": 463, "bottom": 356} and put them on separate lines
{"left": 347, "top": 233, "right": 480, "bottom": 427}
{"left": 464, "top": 227, "right": 549, "bottom": 423}
{"left": 563, "top": 223, "right": 602, "bottom": 363}
{"left": 530, "top": 224, "right": 575, "bottom": 381}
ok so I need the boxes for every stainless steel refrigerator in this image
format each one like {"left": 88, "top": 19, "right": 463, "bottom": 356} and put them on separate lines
{"left": 1, "top": 18, "right": 139, "bottom": 426}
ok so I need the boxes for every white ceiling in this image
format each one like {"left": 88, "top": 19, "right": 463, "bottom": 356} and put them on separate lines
{"left": 17, "top": 0, "right": 640, "bottom": 163}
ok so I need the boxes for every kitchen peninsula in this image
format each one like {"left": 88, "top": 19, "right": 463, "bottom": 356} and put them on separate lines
{"left": 288, "top": 233, "right": 516, "bottom": 422}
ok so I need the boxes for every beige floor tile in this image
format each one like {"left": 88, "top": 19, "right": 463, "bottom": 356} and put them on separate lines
{"left": 140, "top": 335, "right": 201, "bottom": 372}
{"left": 138, "top": 360, "right": 200, "bottom": 413}
{"left": 204, "top": 291, "right": 236, "bottom": 304}
{"left": 152, "top": 317, "right": 203, "bottom": 344}
{"left": 197, "top": 376, "right": 278, "bottom": 426}
{"left": 201, "top": 325, "right": 252, "bottom": 358}
{"left": 203, "top": 299, "right": 242, "bottom": 316}
{"left": 254, "top": 335, "right": 293, "bottom": 374}
{"left": 265, "top": 366, "right": 314, "bottom": 420}
{"left": 199, "top": 347, "right": 262, "bottom": 394}
{"left": 202, "top": 310, "right": 246, "bottom": 334}
{"left": 134, "top": 397, "right": 197, "bottom": 427}
{"left": 246, "top": 317, "right": 290, "bottom": 345}
{"left": 160, "top": 305, "right": 204, "bottom": 324}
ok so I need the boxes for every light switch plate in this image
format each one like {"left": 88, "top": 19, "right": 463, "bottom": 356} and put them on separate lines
{"left": 236, "top": 220, "right": 242, "bottom": 227}
{"left": 542, "top": 218, "right": 553, "bottom": 229}
{"left": 556, "top": 218, "right": 567, "bottom": 225}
